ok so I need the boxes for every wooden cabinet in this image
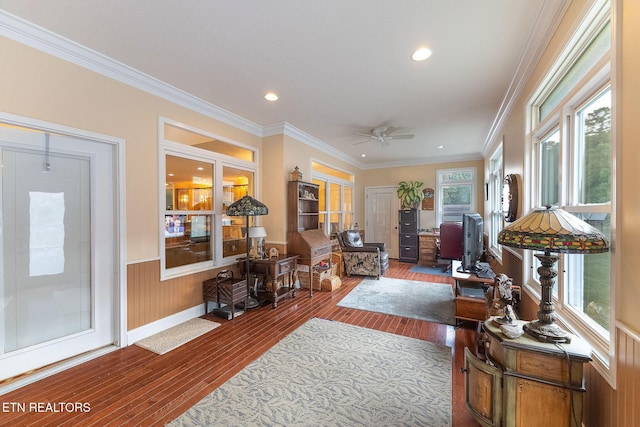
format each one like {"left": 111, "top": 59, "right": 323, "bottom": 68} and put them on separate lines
{"left": 464, "top": 318, "right": 591, "bottom": 427}
{"left": 288, "top": 181, "right": 320, "bottom": 232}
{"left": 287, "top": 181, "right": 332, "bottom": 296}
{"left": 452, "top": 260, "right": 494, "bottom": 323}
{"left": 398, "top": 209, "right": 419, "bottom": 263}
{"left": 418, "top": 232, "right": 439, "bottom": 266}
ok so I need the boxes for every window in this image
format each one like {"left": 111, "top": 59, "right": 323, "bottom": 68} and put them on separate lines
{"left": 160, "top": 119, "right": 257, "bottom": 280}
{"left": 488, "top": 144, "right": 503, "bottom": 259}
{"left": 529, "top": 2, "right": 613, "bottom": 377}
{"left": 311, "top": 161, "right": 354, "bottom": 235}
{"left": 436, "top": 167, "right": 477, "bottom": 225}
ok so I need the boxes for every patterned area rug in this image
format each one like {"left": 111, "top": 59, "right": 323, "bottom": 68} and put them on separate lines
{"left": 134, "top": 318, "right": 220, "bottom": 355}
{"left": 337, "top": 277, "right": 455, "bottom": 325}
{"left": 168, "top": 318, "right": 451, "bottom": 426}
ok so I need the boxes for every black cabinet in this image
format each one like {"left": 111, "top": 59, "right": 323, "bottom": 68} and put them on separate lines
{"left": 398, "top": 209, "right": 419, "bottom": 263}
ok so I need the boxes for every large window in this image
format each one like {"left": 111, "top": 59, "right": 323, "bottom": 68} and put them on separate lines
{"left": 160, "top": 119, "right": 257, "bottom": 280}
{"left": 487, "top": 144, "right": 503, "bottom": 259}
{"left": 436, "top": 167, "right": 477, "bottom": 225}
{"left": 529, "top": 3, "right": 613, "bottom": 376}
{"left": 311, "top": 161, "right": 354, "bottom": 235}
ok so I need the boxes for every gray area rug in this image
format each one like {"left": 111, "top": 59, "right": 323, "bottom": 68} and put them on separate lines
{"left": 337, "top": 277, "right": 455, "bottom": 325}
{"left": 134, "top": 318, "right": 220, "bottom": 355}
{"left": 169, "top": 318, "right": 451, "bottom": 426}
{"left": 409, "top": 264, "right": 452, "bottom": 277}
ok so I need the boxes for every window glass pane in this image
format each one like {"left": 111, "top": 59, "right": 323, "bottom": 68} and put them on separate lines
{"left": 165, "top": 214, "right": 212, "bottom": 268}
{"left": 164, "top": 123, "right": 254, "bottom": 162}
{"left": 442, "top": 184, "right": 472, "bottom": 222}
{"left": 166, "top": 155, "right": 213, "bottom": 210}
{"left": 539, "top": 22, "right": 610, "bottom": 120}
{"left": 222, "top": 166, "right": 254, "bottom": 259}
{"left": 540, "top": 129, "right": 560, "bottom": 207}
{"left": 566, "top": 212, "right": 611, "bottom": 331}
{"left": 343, "top": 186, "right": 353, "bottom": 212}
{"left": 576, "top": 88, "right": 611, "bottom": 204}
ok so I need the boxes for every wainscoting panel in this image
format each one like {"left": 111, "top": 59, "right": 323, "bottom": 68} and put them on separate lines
{"left": 126, "top": 260, "right": 222, "bottom": 330}
{"left": 614, "top": 325, "right": 640, "bottom": 427}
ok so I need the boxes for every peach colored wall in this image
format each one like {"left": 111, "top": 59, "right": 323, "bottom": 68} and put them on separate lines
{"left": 0, "top": 37, "right": 261, "bottom": 263}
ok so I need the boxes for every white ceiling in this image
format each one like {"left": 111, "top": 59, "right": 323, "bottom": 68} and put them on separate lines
{"left": 1, "top": 0, "right": 568, "bottom": 168}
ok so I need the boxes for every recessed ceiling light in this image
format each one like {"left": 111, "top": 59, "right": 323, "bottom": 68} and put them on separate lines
{"left": 437, "top": 145, "right": 444, "bottom": 149}
{"left": 411, "top": 47, "right": 432, "bottom": 61}
{"left": 361, "top": 154, "right": 366, "bottom": 158}
{"left": 264, "top": 92, "right": 279, "bottom": 101}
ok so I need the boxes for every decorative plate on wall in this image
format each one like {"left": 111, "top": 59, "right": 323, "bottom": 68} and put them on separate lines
{"left": 502, "top": 174, "right": 518, "bottom": 222}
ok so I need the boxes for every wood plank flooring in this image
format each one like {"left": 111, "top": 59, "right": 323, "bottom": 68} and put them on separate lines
{"left": 0, "top": 260, "right": 481, "bottom": 426}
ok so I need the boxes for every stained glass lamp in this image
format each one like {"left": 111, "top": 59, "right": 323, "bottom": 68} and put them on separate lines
{"left": 226, "top": 195, "right": 269, "bottom": 309}
{"left": 497, "top": 206, "right": 608, "bottom": 343}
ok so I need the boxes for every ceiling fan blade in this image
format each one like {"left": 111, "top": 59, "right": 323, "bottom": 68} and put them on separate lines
{"left": 353, "top": 132, "right": 374, "bottom": 138}
{"left": 383, "top": 126, "right": 398, "bottom": 136}
{"left": 353, "top": 139, "right": 372, "bottom": 145}
{"left": 388, "top": 134, "right": 414, "bottom": 140}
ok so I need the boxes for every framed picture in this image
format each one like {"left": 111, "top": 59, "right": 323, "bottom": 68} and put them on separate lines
{"left": 422, "top": 188, "right": 434, "bottom": 210}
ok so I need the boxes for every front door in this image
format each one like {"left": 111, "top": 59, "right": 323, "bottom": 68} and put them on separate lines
{"left": 0, "top": 125, "right": 117, "bottom": 381}
{"left": 365, "top": 186, "right": 398, "bottom": 259}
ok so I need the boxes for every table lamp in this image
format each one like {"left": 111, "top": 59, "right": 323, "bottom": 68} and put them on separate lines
{"left": 226, "top": 195, "right": 269, "bottom": 309}
{"left": 497, "top": 206, "right": 609, "bottom": 343}
{"left": 248, "top": 226, "right": 267, "bottom": 259}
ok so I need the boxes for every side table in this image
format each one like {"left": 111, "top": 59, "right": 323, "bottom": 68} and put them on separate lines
{"left": 451, "top": 260, "right": 494, "bottom": 323}
{"left": 202, "top": 270, "right": 247, "bottom": 319}
{"left": 251, "top": 255, "right": 299, "bottom": 308}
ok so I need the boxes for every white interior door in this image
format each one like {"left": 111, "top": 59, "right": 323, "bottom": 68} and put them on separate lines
{"left": 365, "top": 186, "right": 398, "bottom": 259}
{"left": 0, "top": 126, "right": 116, "bottom": 381}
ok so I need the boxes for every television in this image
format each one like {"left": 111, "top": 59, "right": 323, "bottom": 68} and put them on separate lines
{"left": 458, "top": 213, "right": 484, "bottom": 274}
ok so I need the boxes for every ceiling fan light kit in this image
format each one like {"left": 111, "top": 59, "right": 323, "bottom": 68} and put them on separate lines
{"left": 353, "top": 125, "right": 414, "bottom": 147}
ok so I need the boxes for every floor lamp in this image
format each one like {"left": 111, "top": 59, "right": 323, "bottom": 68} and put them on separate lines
{"left": 497, "top": 206, "right": 609, "bottom": 343}
{"left": 226, "top": 195, "right": 269, "bottom": 310}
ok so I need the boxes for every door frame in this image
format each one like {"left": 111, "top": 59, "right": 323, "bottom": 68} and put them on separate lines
{"left": 0, "top": 112, "right": 126, "bottom": 386}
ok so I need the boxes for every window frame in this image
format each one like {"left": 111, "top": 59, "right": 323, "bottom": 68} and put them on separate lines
{"left": 487, "top": 143, "right": 503, "bottom": 261}
{"left": 526, "top": 1, "right": 614, "bottom": 385}
{"left": 436, "top": 167, "right": 477, "bottom": 225}
{"left": 159, "top": 118, "right": 258, "bottom": 280}
{"left": 311, "top": 161, "right": 355, "bottom": 235}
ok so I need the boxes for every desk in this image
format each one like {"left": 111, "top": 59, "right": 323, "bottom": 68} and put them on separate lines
{"left": 251, "top": 255, "right": 299, "bottom": 309}
{"left": 451, "top": 260, "right": 494, "bottom": 323}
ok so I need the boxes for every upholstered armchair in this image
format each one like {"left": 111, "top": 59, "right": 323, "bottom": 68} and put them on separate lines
{"left": 336, "top": 230, "right": 389, "bottom": 279}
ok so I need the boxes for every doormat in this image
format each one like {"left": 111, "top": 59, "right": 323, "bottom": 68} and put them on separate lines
{"left": 134, "top": 318, "right": 220, "bottom": 355}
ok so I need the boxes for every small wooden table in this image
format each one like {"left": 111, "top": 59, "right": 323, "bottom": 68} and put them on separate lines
{"left": 451, "top": 260, "right": 495, "bottom": 323}
{"left": 250, "top": 255, "right": 299, "bottom": 308}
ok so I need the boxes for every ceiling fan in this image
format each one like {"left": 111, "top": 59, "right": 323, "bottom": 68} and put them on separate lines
{"left": 353, "top": 126, "right": 414, "bottom": 146}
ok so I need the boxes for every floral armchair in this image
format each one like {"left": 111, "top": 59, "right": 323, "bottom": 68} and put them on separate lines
{"left": 336, "top": 230, "right": 389, "bottom": 279}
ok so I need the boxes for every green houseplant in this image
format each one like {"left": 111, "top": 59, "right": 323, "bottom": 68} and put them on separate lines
{"left": 397, "top": 180, "right": 425, "bottom": 209}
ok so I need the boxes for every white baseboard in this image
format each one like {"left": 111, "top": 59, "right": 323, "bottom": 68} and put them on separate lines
{"left": 126, "top": 304, "right": 205, "bottom": 345}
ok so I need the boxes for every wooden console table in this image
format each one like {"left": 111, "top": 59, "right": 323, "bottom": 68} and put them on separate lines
{"left": 452, "top": 260, "right": 495, "bottom": 323}
{"left": 251, "top": 255, "right": 299, "bottom": 309}
{"left": 464, "top": 318, "right": 591, "bottom": 426}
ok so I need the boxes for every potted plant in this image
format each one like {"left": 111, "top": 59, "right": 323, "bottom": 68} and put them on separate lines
{"left": 397, "top": 180, "right": 425, "bottom": 209}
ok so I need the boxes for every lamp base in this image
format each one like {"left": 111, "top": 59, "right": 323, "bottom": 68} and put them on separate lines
{"left": 241, "top": 296, "right": 261, "bottom": 310}
{"left": 523, "top": 320, "right": 572, "bottom": 344}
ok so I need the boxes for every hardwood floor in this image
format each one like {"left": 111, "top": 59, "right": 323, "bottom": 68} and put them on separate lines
{"left": 0, "top": 260, "right": 481, "bottom": 426}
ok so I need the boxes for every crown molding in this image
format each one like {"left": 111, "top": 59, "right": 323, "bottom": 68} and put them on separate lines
{"left": 0, "top": 10, "right": 263, "bottom": 137}
{"left": 263, "top": 122, "right": 365, "bottom": 169}
{"left": 482, "top": 0, "right": 571, "bottom": 155}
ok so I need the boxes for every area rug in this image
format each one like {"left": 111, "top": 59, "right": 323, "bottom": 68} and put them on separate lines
{"left": 134, "top": 318, "right": 220, "bottom": 355}
{"left": 337, "top": 277, "right": 455, "bottom": 325}
{"left": 409, "top": 264, "right": 452, "bottom": 276}
{"left": 168, "top": 318, "right": 451, "bottom": 426}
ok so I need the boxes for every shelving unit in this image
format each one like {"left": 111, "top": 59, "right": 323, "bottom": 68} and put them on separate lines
{"left": 288, "top": 181, "right": 320, "bottom": 232}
